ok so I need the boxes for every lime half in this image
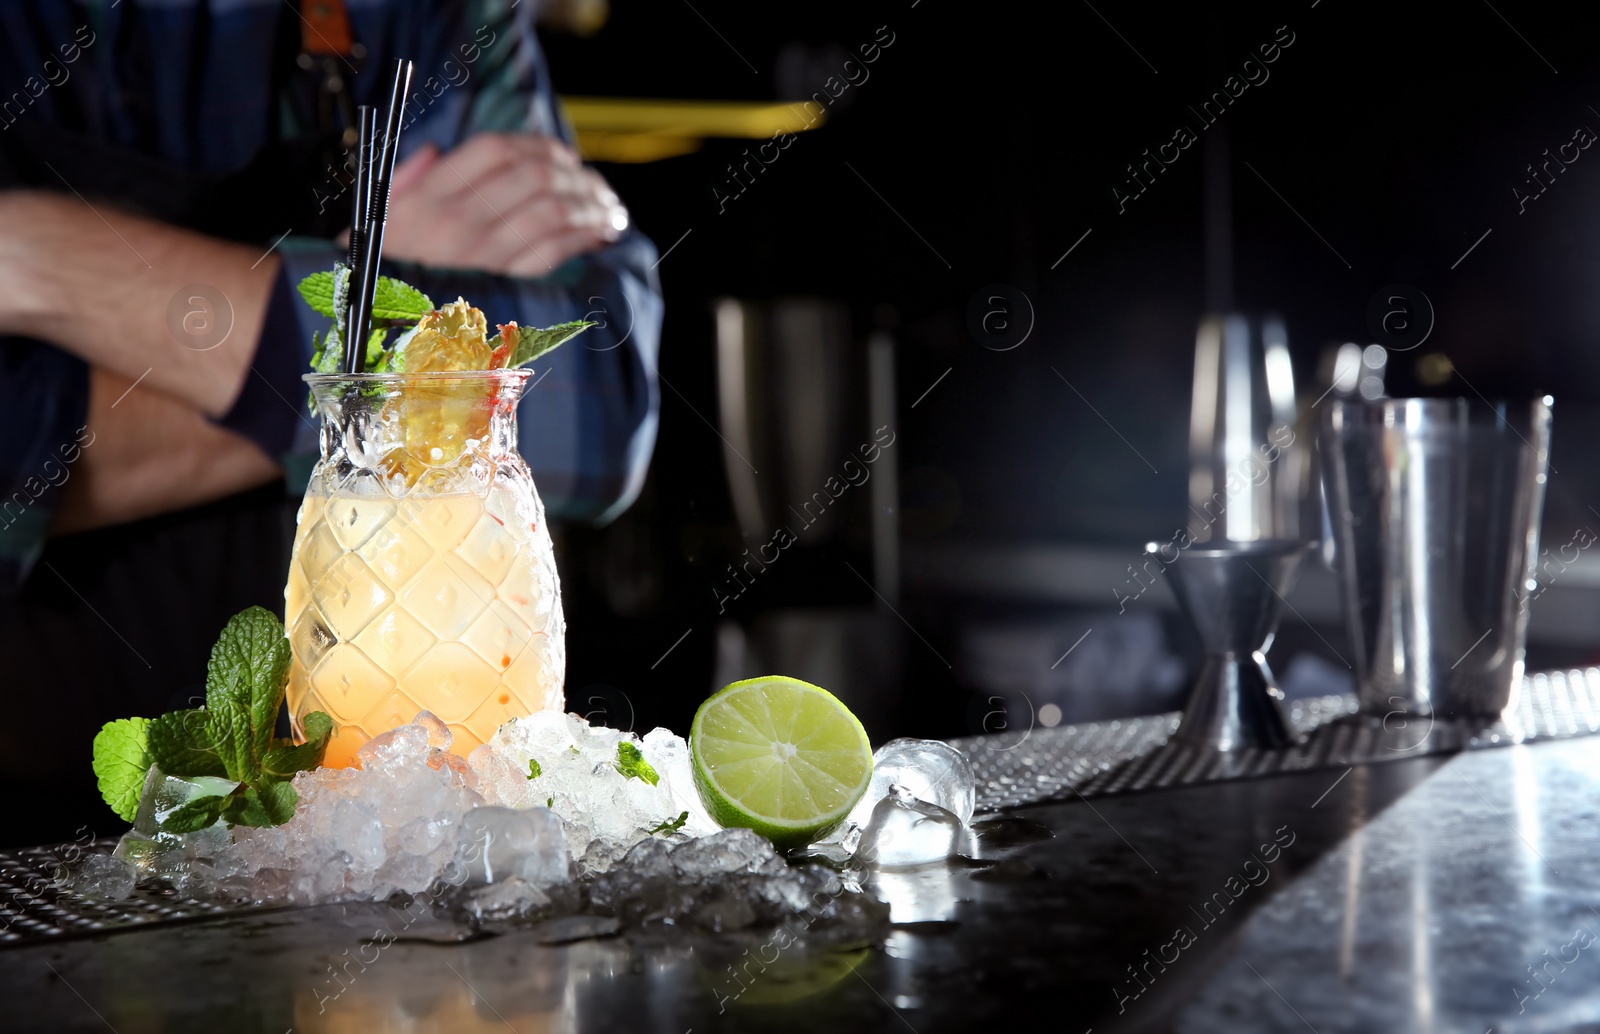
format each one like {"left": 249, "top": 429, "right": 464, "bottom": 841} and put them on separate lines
{"left": 691, "top": 676, "right": 874, "bottom": 850}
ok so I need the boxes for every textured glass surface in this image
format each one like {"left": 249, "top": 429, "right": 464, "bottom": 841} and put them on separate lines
{"left": 286, "top": 372, "right": 564, "bottom": 767}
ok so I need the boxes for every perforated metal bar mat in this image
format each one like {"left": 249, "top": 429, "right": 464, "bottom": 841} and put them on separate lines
{"left": 953, "top": 668, "right": 1600, "bottom": 814}
{"left": 0, "top": 841, "right": 279, "bottom": 947}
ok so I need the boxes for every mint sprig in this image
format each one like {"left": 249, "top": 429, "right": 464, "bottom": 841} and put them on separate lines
{"left": 302, "top": 264, "right": 421, "bottom": 402}
{"left": 90, "top": 607, "right": 333, "bottom": 833}
{"left": 296, "top": 266, "right": 593, "bottom": 378}
{"left": 614, "top": 742, "right": 659, "bottom": 786}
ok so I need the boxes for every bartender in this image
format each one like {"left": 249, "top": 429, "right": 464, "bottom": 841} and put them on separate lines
{"left": 0, "top": 0, "right": 661, "bottom": 842}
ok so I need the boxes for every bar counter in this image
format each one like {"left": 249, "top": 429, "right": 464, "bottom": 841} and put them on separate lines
{"left": 5, "top": 724, "right": 1596, "bottom": 1032}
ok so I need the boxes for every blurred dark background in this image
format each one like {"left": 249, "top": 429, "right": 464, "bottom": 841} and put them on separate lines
{"left": 546, "top": 0, "right": 1600, "bottom": 733}
{"left": 13, "top": 0, "right": 1600, "bottom": 844}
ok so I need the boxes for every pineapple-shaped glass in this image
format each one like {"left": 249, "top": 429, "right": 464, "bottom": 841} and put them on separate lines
{"left": 285, "top": 370, "right": 564, "bottom": 767}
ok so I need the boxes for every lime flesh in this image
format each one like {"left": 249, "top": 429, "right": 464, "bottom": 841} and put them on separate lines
{"left": 690, "top": 676, "right": 874, "bottom": 850}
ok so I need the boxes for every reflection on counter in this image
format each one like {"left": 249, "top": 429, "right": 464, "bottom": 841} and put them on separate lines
{"left": 294, "top": 939, "right": 578, "bottom": 1034}
{"left": 868, "top": 865, "right": 962, "bottom": 926}
{"left": 1178, "top": 738, "right": 1600, "bottom": 1032}
{"left": 287, "top": 917, "right": 897, "bottom": 1032}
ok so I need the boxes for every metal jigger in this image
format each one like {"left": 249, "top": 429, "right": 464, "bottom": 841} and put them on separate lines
{"left": 1165, "top": 132, "right": 1315, "bottom": 751}
{"left": 1161, "top": 540, "right": 1313, "bottom": 751}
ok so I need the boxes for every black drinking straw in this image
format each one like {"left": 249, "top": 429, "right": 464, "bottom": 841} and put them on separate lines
{"left": 347, "top": 59, "right": 414, "bottom": 374}
{"left": 343, "top": 105, "right": 375, "bottom": 364}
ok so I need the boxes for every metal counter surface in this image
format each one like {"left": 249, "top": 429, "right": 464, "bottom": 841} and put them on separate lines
{"left": 3, "top": 738, "right": 1595, "bottom": 1032}
{"left": 1176, "top": 735, "right": 1600, "bottom": 1033}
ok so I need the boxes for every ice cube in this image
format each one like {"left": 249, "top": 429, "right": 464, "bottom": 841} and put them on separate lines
{"left": 395, "top": 815, "right": 449, "bottom": 856}
{"left": 670, "top": 828, "right": 786, "bottom": 880}
{"left": 454, "top": 806, "right": 570, "bottom": 889}
{"left": 855, "top": 785, "right": 964, "bottom": 867}
{"left": 640, "top": 727, "right": 719, "bottom": 838}
{"left": 619, "top": 836, "right": 676, "bottom": 882}
{"left": 467, "top": 744, "right": 535, "bottom": 809}
{"left": 565, "top": 713, "right": 623, "bottom": 755}
{"left": 746, "top": 864, "right": 823, "bottom": 915}
{"left": 428, "top": 750, "right": 471, "bottom": 780}
{"left": 688, "top": 889, "right": 757, "bottom": 932}
{"left": 848, "top": 739, "right": 975, "bottom": 831}
{"left": 180, "top": 823, "right": 245, "bottom": 887}
{"left": 355, "top": 723, "right": 430, "bottom": 772}
{"left": 586, "top": 838, "right": 687, "bottom": 922}
{"left": 330, "top": 798, "right": 386, "bottom": 871}
{"left": 292, "top": 854, "right": 347, "bottom": 904}
{"left": 412, "top": 710, "right": 453, "bottom": 751}
{"left": 70, "top": 854, "right": 136, "bottom": 900}
{"left": 374, "top": 851, "right": 437, "bottom": 896}
{"left": 807, "top": 817, "right": 864, "bottom": 864}
{"left": 113, "top": 830, "right": 186, "bottom": 883}
{"left": 465, "top": 876, "right": 552, "bottom": 920}
{"left": 491, "top": 709, "right": 578, "bottom": 762}
{"left": 244, "top": 866, "right": 291, "bottom": 903}
{"left": 132, "top": 767, "right": 239, "bottom": 839}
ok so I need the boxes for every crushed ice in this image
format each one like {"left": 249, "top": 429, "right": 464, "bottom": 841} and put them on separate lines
{"left": 101, "top": 713, "right": 974, "bottom": 929}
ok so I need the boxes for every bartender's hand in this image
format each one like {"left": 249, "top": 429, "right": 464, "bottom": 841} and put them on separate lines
{"left": 379, "top": 134, "right": 629, "bottom": 278}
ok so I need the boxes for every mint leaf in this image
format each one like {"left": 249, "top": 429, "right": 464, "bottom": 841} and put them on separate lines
{"left": 301, "top": 265, "right": 352, "bottom": 376}
{"left": 91, "top": 607, "right": 318, "bottom": 832}
{"left": 508, "top": 320, "right": 594, "bottom": 369}
{"left": 614, "top": 742, "right": 659, "bottom": 786}
{"left": 204, "top": 606, "right": 291, "bottom": 784}
{"left": 526, "top": 757, "right": 542, "bottom": 780}
{"left": 92, "top": 718, "right": 152, "bottom": 823}
{"left": 161, "top": 795, "right": 227, "bottom": 835}
{"left": 298, "top": 270, "right": 431, "bottom": 327}
{"left": 261, "top": 711, "right": 333, "bottom": 778}
{"left": 307, "top": 323, "right": 344, "bottom": 411}
{"left": 297, "top": 271, "right": 337, "bottom": 317}
{"left": 371, "top": 277, "right": 434, "bottom": 322}
{"left": 364, "top": 326, "right": 389, "bottom": 369}
{"left": 311, "top": 327, "right": 344, "bottom": 376}
{"left": 147, "top": 710, "right": 228, "bottom": 779}
{"left": 306, "top": 329, "right": 328, "bottom": 413}
{"left": 647, "top": 811, "right": 689, "bottom": 836}
{"left": 222, "top": 781, "right": 298, "bottom": 828}
{"left": 372, "top": 336, "right": 407, "bottom": 373}
{"left": 332, "top": 264, "right": 351, "bottom": 338}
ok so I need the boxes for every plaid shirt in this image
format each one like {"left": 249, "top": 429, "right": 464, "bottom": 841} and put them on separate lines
{"left": 0, "top": 0, "right": 662, "bottom": 588}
